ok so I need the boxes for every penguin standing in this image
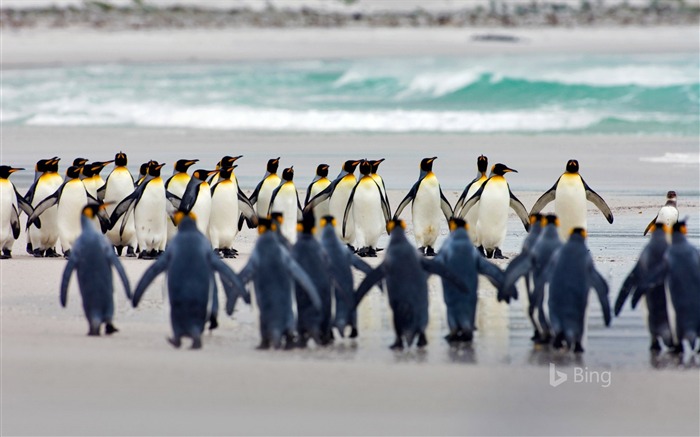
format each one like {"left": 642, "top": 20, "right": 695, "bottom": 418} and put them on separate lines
{"left": 368, "top": 158, "right": 390, "bottom": 212}
{"left": 178, "top": 169, "right": 218, "bottom": 236}
{"left": 530, "top": 159, "right": 613, "bottom": 241}
{"left": 60, "top": 204, "right": 132, "bottom": 336}
{"left": 500, "top": 213, "right": 542, "bottom": 301}
{"left": 165, "top": 159, "right": 198, "bottom": 241}
{"left": 434, "top": 218, "right": 505, "bottom": 343}
{"left": 644, "top": 191, "right": 678, "bottom": 236}
{"left": 82, "top": 160, "right": 113, "bottom": 199}
{"left": 248, "top": 157, "right": 281, "bottom": 219}
{"left": 239, "top": 218, "right": 321, "bottom": 349}
{"left": 461, "top": 163, "right": 530, "bottom": 259}
{"left": 614, "top": 222, "right": 673, "bottom": 351}
{"left": 209, "top": 165, "right": 257, "bottom": 258}
{"left": 354, "top": 219, "right": 469, "bottom": 349}
{"left": 304, "top": 164, "right": 331, "bottom": 230}
{"left": 102, "top": 152, "right": 137, "bottom": 256}
{"left": 133, "top": 212, "right": 249, "bottom": 349}
{"left": 454, "top": 155, "right": 489, "bottom": 249}
{"left": 393, "top": 157, "right": 452, "bottom": 256}
{"left": 542, "top": 228, "right": 611, "bottom": 352}
{"left": 305, "top": 160, "right": 361, "bottom": 250}
{"left": 209, "top": 155, "right": 242, "bottom": 186}
{"left": 72, "top": 158, "right": 88, "bottom": 179}
{"left": 135, "top": 161, "right": 150, "bottom": 186}
{"left": 344, "top": 160, "right": 390, "bottom": 257}
{"left": 0, "top": 166, "right": 34, "bottom": 259}
{"left": 269, "top": 167, "right": 303, "bottom": 244}
{"left": 25, "top": 157, "right": 63, "bottom": 257}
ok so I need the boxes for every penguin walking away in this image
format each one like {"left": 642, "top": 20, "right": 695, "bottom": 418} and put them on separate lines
{"left": 644, "top": 191, "right": 678, "bottom": 236}
{"left": 614, "top": 222, "right": 673, "bottom": 351}
{"left": 454, "top": 155, "right": 489, "bottom": 250}
{"left": 434, "top": 218, "right": 506, "bottom": 344}
{"left": 319, "top": 215, "right": 374, "bottom": 339}
{"left": 27, "top": 165, "right": 105, "bottom": 257}
{"left": 304, "top": 164, "right": 331, "bottom": 230}
{"left": 393, "top": 157, "right": 452, "bottom": 256}
{"left": 25, "top": 157, "right": 63, "bottom": 257}
{"left": 209, "top": 165, "right": 257, "bottom": 258}
{"left": 530, "top": 159, "right": 613, "bottom": 241}
{"left": 239, "top": 218, "right": 321, "bottom": 349}
{"left": 500, "top": 213, "right": 542, "bottom": 302}
{"left": 269, "top": 167, "right": 303, "bottom": 244}
{"left": 165, "top": 159, "right": 198, "bottom": 242}
{"left": 102, "top": 152, "right": 137, "bottom": 257}
{"left": 0, "top": 166, "right": 35, "bottom": 259}
{"left": 354, "top": 219, "right": 470, "bottom": 350}
{"left": 83, "top": 160, "right": 113, "bottom": 199}
{"left": 641, "top": 220, "right": 700, "bottom": 353}
{"left": 460, "top": 163, "right": 530, "bottom": 259}
{"left": 305, "top": 160, "right": 361, "bottom": 250}
{"left": 344, "top": 160, "right": 391, "bottom": 257}
{"left": 60, "top": 204, "right": 132, "bottom": 335}
{"left": 248, "top": 157, "right": 281, "bottom": 220}
{"left": 541, "top": 228, "right": 611, "bottom": 353}
{"left": 133, "top": 212, "right": 249, "bottom": 349}
{"left": 177, "top": 169, "right": 218, "bottom": 236}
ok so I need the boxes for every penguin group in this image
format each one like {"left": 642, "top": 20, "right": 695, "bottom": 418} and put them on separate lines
{"left": 3, "top": 154, "right": 698, "bottom": 356}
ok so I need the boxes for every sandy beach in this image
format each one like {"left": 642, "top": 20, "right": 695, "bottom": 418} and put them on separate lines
{"left": 2, "top": 12, "right": 700, "bottom": 436}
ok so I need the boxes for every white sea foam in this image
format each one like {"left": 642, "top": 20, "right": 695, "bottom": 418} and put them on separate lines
{"left": 639, "top": 153, "right": 700, "bottom": 165}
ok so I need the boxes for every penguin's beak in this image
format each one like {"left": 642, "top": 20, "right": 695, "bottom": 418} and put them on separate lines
{"left": 504, "top": 167, "right": 517, "bottom": 173}
{"left": 187, "top": 159, "right": 199, "bottom": 166}
{"left": 233, "top": 155, "right": 243, "bottom": 161}
{"left": 429, "top": 157, "right": 437, "bottom": 162}
{"left": 207, "top": 169, "right": 219, "bottom": 176}
{"left": 156, "top": 163, "right": 165, "bottom": 170}
{"left": 9, "top": 167, "right": 24, "bottom": 173}
{"left": 376, "top": 158, "right": 385, "bottom": 164}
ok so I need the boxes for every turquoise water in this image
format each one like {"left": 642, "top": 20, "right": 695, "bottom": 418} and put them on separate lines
{"left": 2, "top": 53, "right": 698, "bottom": 135}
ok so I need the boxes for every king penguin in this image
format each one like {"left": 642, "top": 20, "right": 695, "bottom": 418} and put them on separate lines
{"left": 304, "top": 164, "right": 331, "bottom": 230}
{"left": 165, "top": 158, "right": 198, "bottom": 241}
{"left": 25, "top": 157, "right": 63, "bottom": 257}
{"left": 135, "top": 161, "right": 149, "bottom": 186}
{"left": 0, "top": 166, "right": 34, "bottom": 259}
{"left": 209, "top": 155, "right": 242, "bottom": 186}
{"left": 269, "top": 167, "right": 303, "bottom": 244}
{"left": 644, "top": 191, "right": 678, "bottom": 236}
{"left": 454, "top": 155, "right": 489, "bottom": 250}
{"left": 460, "top": 163, "right": 530, "bottom": 259}
{"left": 344, "top": 159, "right": 390, "bottom": 257}
{"left": 393, "top": 157, "right": 453, "bottom": 256}
{"left": 529, "top": 159, "right": 613, "bottom": 241}
{"left": 102, "top": 152, "right": 137, "bottom": 257}
{"left": 60, "top": 204, "right": 132, "bottom": 336}
{"left": 369, "top": 158, "right": 390, "bottom": 212}
{"left": 178, "top": 169, "right": 218, "bottom": 236}
{"left": 82, "top": 160, "right": 113, "bottom": 199}
{"left": 248, "top": 157, "right": 281, "bottom": 219}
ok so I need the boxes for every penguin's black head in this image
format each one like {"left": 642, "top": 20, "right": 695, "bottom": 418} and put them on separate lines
{"left": 282, "top": 167, "right": 294, "bottom": 181}
{"left": 73, "top": 157, "right": 88, "bottom": 167}
{"left": 148, "top": 162, "right": 165, "bottom": 177}
{"left": 666, "top": 191, "right": 677, "bottom": 200}
{"left": 369, "top": 158, "right": 385, "bottom": 173}
{"left": 386, "top": 218, "right": 406, "bottom": 234}
{"left": 0, "top": 166, "right": 23, "bottom": 179}
{"left": 343, "top": 160, "right": 361, "bottom": 173}
{"left": 218, "top": 165, "right": 236, "bottom": 180}
{"left": 569, "top": 227, "right": 587, "bottom": 239}
{"left": 491, "top": 163, "right": 517, "bottom": 176}
{"left": 297, "top": 211, "right": 316, "bottom": 235}
{"left": 545, "top": 214, "right": 558, "bottom": 226}
{"left": 258, "top": 218, "right": 272, "bottom": 235}
{"left": 174, "top": 159, "right": 199, "bottom": 173}
{"left": 48, "top": 157, "right": 61, "bottom": 172}
{"left": 672, "top": 220, "right": 687, "bottom": 235}
{"left": 267, "top": 158, "right": 280, "bottom": 174}
{"left": 529, "top": 213, "right": 543, "bottom": 226}
{"left": 90, "top": 160, "right": 114, "bottom": 176}
{"left": 115, "top": 152, "right": 128, "bottom": 167}
{"left": 359, "top": 160, "right": 372, "bottom": 176}
{"left": 477, "top": 155, "right": 488, "bottom": 174}
{"left": 448, "top": 217, "right": 468, "bottom": 232}
{"left": 320, "top": 215, "right": 336, "bottom": 228}
{"left": 173, "top": 210, "right": 197, "bottom": 229}
{"left": 316, "top": 164, "right": 329, "bottom": 178}
{"left": 192, "top": 169, "right": 216, "bottom": 181}
{"left": 565, "top": 159, "right": 579, "bottom": 174}
{"left": 220, "top": 155, "right": 242, "bottom": 169}
{"left": 81, "top": 164, "right": 95, "bottom": 178}
{"left": 35, "top": 158, "right": 51, "bottom": 173}
{"left": 139, "top": 162, "right": 150, "bottom": 176}
{"left": 65, "top": 166, "right": 82, "bottom": 179}
{"left": 420, "top": 157, "right": 437, "bottom": 172}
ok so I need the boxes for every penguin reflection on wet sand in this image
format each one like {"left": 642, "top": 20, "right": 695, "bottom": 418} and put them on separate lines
{"left": 461, "top": 163, "right": 530, "bottom": 259}
{"left": 530, "top": 159, "right": 613, "bottom": 241}
{"left": 615, "top": 222, "right": 673, "bottom": 351}
{"left": 60, "top": 204, "right": 131, "bottom": 336}
{"left": 393, "top": 157, "right": 452, "bottom": 256}
{"left": 540, "top": 228, "right": 612, "bottom": 353}
{"left": 0, "top": 166, "right": 34, "bottom": 259}
{"left": 644, "top": 191, "right": 679, "bottom": 236}
{"left": 133, "top": 212, "right": 249, "bottom": 349}
{"left": 354, "top": 219, "right": 470, "bottom": 350}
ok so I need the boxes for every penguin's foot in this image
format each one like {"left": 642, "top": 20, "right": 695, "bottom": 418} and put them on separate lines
{"left": 1, "top": 249, "right": 12, "bottom": 259}
{"left": 32, "top": 249, "right": 45, "bottom": 258}
{"left": 530, "top": 330, "right": 540, "bottom": 342}
{"left": 63, "top": 250, "right": 71, "bottom": 259}
{"left": 357, "top": 247, "right": 375, "bottom": 257}
{"left": 191, "top": 337, "right": 202, "bottom": 350}
{"left": 346, "top": 244, "right": 356, "bottom": 253}
{"left": 444, "top": 332, "right": 458, "bottom": 344}
{"left": 105, "top": 323, "right": 118, "bottom": 335}
{"left": 296, "top": 334, "right": 309, "bottom": 349}
{"left": 417, "top": 332, "right": 428, "bottom": 348}
{"left": 671, "top": 343, "right": 684, "bottom": 355}
{"left": 125, "top": 247, "right": 137, "bottom": 257}
{"left": 425, "top": 246, "right": 436, "bottom": 257}
{"left": 256, "top": 339, "right": 270, "bottom": 350}
{"left": 534, "top": 333, "right": 552, "bottom": 345}
{"left": 168, "top": 337, "right": 182, "bottom": 348}
{"left": 214, "top": 249, "right": 224, "bottom": 258}
{"left": 46, "top": 248, "right": 61, "bottom": 257}
{"left": 138, "top": 250, "right": 150, "bottom": 259}
{"left": 493, "top": 248, "right": 509, "bottom": 259}
{"left": 650, "top": 338, "right": 662, "bottom": 352}
{"left": 115, "top": 245, "right": 124, "bottom": 256}
{"left": 209, "top": 315, "right": 219, "bottom": 331}
{"left": 484, "top": 248, "right": 494, "bottom": 259}
{"left": 155, "top": 250, "right": 164, "bottom": 258}
{"left": 349, "top": 327, "right": 358, "bottom": 339}
{"left": 477, "top": 245, "right": 486, "bottom": 257}
{"left": 459, "top": 331, "right": 474, "bottom": 342}
{"left": 389, "top": 337, "right": 404, "bottom": 350}
{"left": 26, "top": 243, "right": 33, "bottom": 255}
{"left": 88, "top": 325, "right": 100, "bottom": 336}
{"left": 574, "top": 342, "right": 584, "bottom": 353}
{"left": 417, "top": 246, "right": 425, "bottom": 255}
{"left": 552, "top": 333, "right": 565, "bottom": 350}
{"left": 223, "top": 248, "right": 237, "bottom": 259}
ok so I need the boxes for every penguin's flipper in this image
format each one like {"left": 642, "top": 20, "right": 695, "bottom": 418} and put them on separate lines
{"left": 590, "top": 267, "right": 611, "bottom": 326}
{"left": 477, "top": 255, "right": 506, "bottom": 294}
{"left": 342, "top": 183, "right": 359, "bottom": 238}
{"left": 439, "top": 188, "right": 453, "bottom": 220}
{"left": 24, "top": 179, "right": 39, "bottom": 204}
{"left": 178, "top": 181, "right": 199, "bottom": 213}
{"left": 392, "top": 180, "right": 420, "bottom": 219}
{"left": 60, "top": 257, "right": 77, "bottom": 307}
{"left": 380, "top": 178, "right": 391, "bottom": 212}
{"left": 237, "top": 188, "right": 258, "bottom": 230}
{"left": 248, "top": 178, "right": 266, "bottom": 207}
{"left": 582, "top": 178, "right": 613, "bottom": 224}
{"left": 132, "top": 254, "right": 169, "bottom": 307}
{"left": 107, "top": 246, "right": 132, "bottom": 300}
{"left": 210, "top": 255, "right": 250, "bottom": 315}
{"left": 296, "top": 195, "right": 304, "bottom": 222}
{"left": 529, "top": 182, "right": 557, "bottom": 216}
{"left": 96, "top": 183, "right": 107, "bottom": 202}
{"left": 15, "top": 188, "right": 35, "bottom": 217}
{"left": 85, "top": 190, "right": 101, "bottom": 206}
{"left": 303, "top": 180, "right": 316, "bottom": 206}
{"left": 420, "top": 258, "right": 470, "bottom": 294}
{"left": 461, "top": 181, "right": 487, "bottom": 217}
{"left": 501, "top": 253, "right": 532, "bottom": 299}
{"left": 350, "top": 255, "right": 373, "bottom": 275}
{"left": 10, "top": 206, "right": 20, "bottom": 239}
{"left": 26, "top": 185, "right": 63, "bottom": 228}
{"left": 509, "top": 190, "right": 531, "bottom": 231}
{"left": 637, "top": 263, "right": 667, "bottom": 294}
{"left": 287, "top": 257, "right": 321, "bottom": 311}
{"left": 643, "top": 215, "right": 659, "bottom": 236}
{"left": 614, "top": 267, "right": 638, "bottom": 315}
{"left": 109, "top": 188, "right": 140, "bottom": 229}
{"left": 267, "top": 184, "right": 284, "bottom": 217}
{"left": 355, "top": 265, "right": 386, "bottom": 307}
{"left": 453, "top": 176, "right": 480, "bottom": 217}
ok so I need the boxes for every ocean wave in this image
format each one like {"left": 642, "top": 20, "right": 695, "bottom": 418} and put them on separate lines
{"left": 639, "top": 153, "right": 700, "bottom": 165}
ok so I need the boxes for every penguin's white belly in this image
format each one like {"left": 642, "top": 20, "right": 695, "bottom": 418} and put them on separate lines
{"left": 657, "top": 205, "right": 679, "bottom": 228}
{"left": 461, "top": 181, "right": 485, "bottom": 245}
{"left": 271, "top": 186, "right": 299, "bottom": 244}
{"left": 352, "top": 181, "right": 384, "bottom": 248}
{"left": 412, "top": 178, "right": 442, "bottom": 247}
{"left": 209, "top": 185, "right": 239, "bottom": 248}
{"left": 105, "top": 172, "right": 136, "bottom": 246}
{"left": 257, "top": 178, "right": 279, "bottom": 218}
{"left": 0, "top": 183, "right": 17, "bottom": 249}
{"left": 475, "top": 185, "right": 509, "bottom": 250}
{"left": 330, "top": 181, "right": 355, "bottom": 244}
{"left": 57, "top": 183, "right": 88, "bottom": 251}
{"left": 29, "top": 177, "right": 62, "bottom": 249}
{"left": 555, "top": 182, "right": 587, "bottom": 240}
{"left": 191, "top": 188, "right": 212, "bottom": 236}
{"left": 134, "top": 184, "right": 166, "bottom": 251}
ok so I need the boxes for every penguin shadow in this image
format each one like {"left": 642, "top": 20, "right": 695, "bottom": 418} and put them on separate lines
{"left": 649, "top": 350, "right": 700, "bottom": 369}
{"left": 528, "top": 345, "right": 585, "bottom": 368}
{"left": 447, "top": 343, "right": 477, "bottom": 364}
{"left": 392, "top": 347, "right": 429, "bottom": 364}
